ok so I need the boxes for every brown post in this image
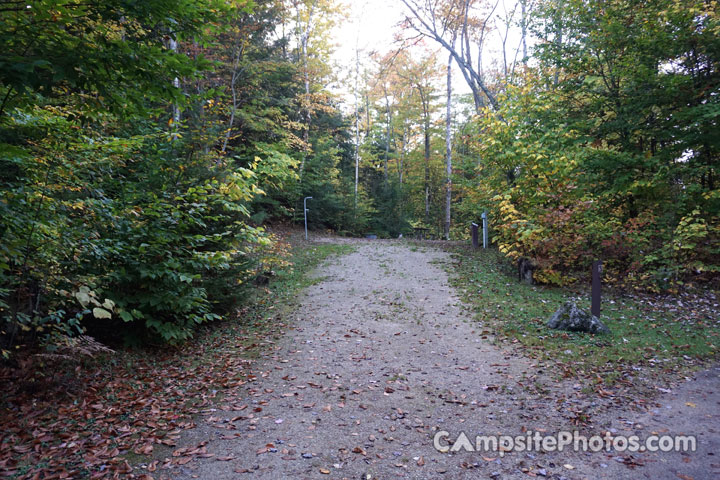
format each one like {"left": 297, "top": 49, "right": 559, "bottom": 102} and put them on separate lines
{"left": 592, "top": 260, "right": 602, "bottom": 317}
{"left": 471, "top": 223, "right": 479, "bottom": 249}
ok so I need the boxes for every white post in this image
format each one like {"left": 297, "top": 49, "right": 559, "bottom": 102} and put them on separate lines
{"left": 481, "top": 211, "right": 488, "bottom": 248}
{"left": 304, "top": 196, "right": 312, "bottom": 240}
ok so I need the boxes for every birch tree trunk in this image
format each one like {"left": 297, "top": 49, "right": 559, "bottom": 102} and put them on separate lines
{"left": 401, "top": 0, "right": 500, "bottom": 113}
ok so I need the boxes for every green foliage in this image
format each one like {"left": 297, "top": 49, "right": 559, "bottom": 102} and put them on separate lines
{"left": 457, "top": 0, "right": 719, "bottom": 289}
{"left": 0, "top": 0, "right": 299, "bottom": 353}
{"left": 366, "top": 175, "right": 411, "bottom": 238}
{"left": 0, "top": 0, "right": 228, "bottom": 118}
{"left": 0, "top": 101, "right": 277, "bottom": 347}
{"left": 288, "top": 103, "right": 381, "bottom": 237}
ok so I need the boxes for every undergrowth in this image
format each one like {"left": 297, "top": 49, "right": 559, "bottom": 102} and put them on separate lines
{"left": 0, "top": 234, "right": 353, "bottom": 479}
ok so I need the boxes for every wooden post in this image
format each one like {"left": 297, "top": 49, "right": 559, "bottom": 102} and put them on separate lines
{"left": 592, "top": 260, "right": 602, "bottom": 317}
{"left": 471, "top": 223, "right": 479, "bottom": 249}
{"left": 481, "top": 211, "right": 488, "bottom": 249}
{"left": 304, "top": 196, "right": 312, "bottom": 241}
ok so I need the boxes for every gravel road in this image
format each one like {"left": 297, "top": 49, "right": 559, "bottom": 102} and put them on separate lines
{"left": 164, "top": 240, "right": 718, "bottom": 480}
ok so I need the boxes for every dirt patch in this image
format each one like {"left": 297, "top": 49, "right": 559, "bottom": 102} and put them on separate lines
{"left": 156, "top": 239, "right": 718, "bottom": 480}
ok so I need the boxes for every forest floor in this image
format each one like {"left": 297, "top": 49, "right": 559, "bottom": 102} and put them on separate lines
{"left": 153, "top": 237, "right": 719, "bottom": 480}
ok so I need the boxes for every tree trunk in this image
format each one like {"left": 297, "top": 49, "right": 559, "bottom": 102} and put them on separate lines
{"left": 300, "top": 35, "right": 310, "bottom": 174}
{"left": 424, "top": 116, "right": 430, "bottom": 222}
{"left": 399, "top": 123, "right": 408, "bottom": 185}
{"left": 400, "top": 0, "right": 500, "bottom": 113}
{"left": 553, "top": 13, "right": 563, "bottom": 86}
{"left": 365, "top": 92, "right": 371, "bottom": 138}
{"left": 417, "top": 88, "right": 430, "bottom": 223}
{"left": 354, "top": 48, "right": 360, "bottom": 207}
{"left": 297, "top": 0, "right": 316, "bottom": 175}
{"left": 384, "top": 87, "right": 391, "bottom": 182}
{"left": 222, "top": 41, "right": 244, "bottom": 154}
{"left": 444, "top": 52, "right": 453, "bottom": 241}
{"left": 521, "top": 0, "right": 528, "bottom": 63}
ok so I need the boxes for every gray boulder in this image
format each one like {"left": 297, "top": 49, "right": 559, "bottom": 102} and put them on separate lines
{"left": 547, "top": 301, "right": 610, "bottom": 334}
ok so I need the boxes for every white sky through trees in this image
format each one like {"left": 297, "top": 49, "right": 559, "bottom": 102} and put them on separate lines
{"left": 330, "top": 0, "right": 525, "bottom": 101}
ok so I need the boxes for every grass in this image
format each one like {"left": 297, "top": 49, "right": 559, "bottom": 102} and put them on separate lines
{"left": 445, "top": 246, "right": 720, "bottom": 387}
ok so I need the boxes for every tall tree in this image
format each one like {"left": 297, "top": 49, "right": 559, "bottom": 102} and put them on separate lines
{"left": 401, "top": 0, "right": 499, "bottom": 111}
{"left": 456, "top": 0, "right": 719, "bottom": 288}
{"left": 444, "top": 48, "right": 454, "bottom": 240}
{"left": 397, "top": 52, "right": 442, "bottom": 221}
{"left": 295, "top": 0, "right": 317, "bottom": 174}
{"left": 354, "top": 46, "right": 362, "bottom": 206}
{"left": 289, "top": 0, "right": 341, "bottom": 175}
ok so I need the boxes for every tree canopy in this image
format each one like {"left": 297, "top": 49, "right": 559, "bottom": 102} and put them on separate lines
{"left": 1, "top": 0, "right": 718, "bottom": 358}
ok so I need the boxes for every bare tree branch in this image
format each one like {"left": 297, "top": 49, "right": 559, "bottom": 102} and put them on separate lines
{"left": 400, "top": 0, "right": 500, "bottom": 111}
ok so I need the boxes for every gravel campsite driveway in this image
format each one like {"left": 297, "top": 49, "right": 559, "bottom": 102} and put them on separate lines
{"left": 165, "top": 239, "right": 719, "bottom": 480}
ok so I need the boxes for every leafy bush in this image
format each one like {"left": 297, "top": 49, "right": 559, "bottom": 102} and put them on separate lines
{"left": 0, "top": 0, "right": 292, "bottom": 355}
{"left": 463, "top": 78, "right": 719, "bottom": 290}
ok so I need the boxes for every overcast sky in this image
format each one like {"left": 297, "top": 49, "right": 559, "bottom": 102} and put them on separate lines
{"left": 329, "top": 0, "right": 470, "bottom": 100}
{"left": 329, "top": 0, "right": 524, "bottom": 101}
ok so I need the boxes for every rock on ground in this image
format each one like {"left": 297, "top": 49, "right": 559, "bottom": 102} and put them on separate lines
{"left": 547, "top": 301, "right": 611, "bottom": 334}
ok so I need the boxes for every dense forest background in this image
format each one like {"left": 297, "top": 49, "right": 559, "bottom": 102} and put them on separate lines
{"left": 1, "top": 0, "right": 718, "bottom": 354}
